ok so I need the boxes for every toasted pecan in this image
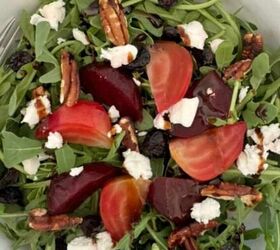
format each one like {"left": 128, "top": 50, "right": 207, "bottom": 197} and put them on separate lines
{"left": 200, "top": 182, "right": 263, "bottom": 206}
{"left": 28, "top": 208, "right": 82, "bottom": 232}
{"left": 168, "top": 220, "right": 219, "bottom": 249}
{"left": 119, "top": 117, "right": 139, "bottom": 151}
{"left": 31, "top": 86, "right": 50, "bottom": 120}
{"left": 223, "top": 59, "right": 252, "bottom": 81}
{"left": 99, "top": 0, "right": 129, "bottom": 46}
{"left": 242, "top": 33, "right": 263, "bottom": 60}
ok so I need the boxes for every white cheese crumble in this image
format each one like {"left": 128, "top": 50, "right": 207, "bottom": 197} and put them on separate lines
{"left": 30, "top": 0, "right": 65, "bottom": 31}
{"left": 22, "top": 156, "right": 40, "bottom": 176}
{"left": 67, "top": 236, "right": 95, "bottom": 250}
{"left": 72, "top": 28, "right": 90, "bottom": 45}
{"left": 100, "top": 45, "right": 138, "bottom": 68}
{"left": 238, "top": 86, "right": 249, "bottom": 103}
{"left": 45, "top": 132, "right": 63, "bottom": 149}
{"left": 236, "top": 144, "right": 268, "bottom": 176}
{"left": 153, "top": 97, "right": 199, "bottom": 129}
{"left": 70, "top": 166, "right": 84, "bottom": 177}
{"left": 108, "top": 105, "right": 120, "bottom": 123}
{"left": 133, "top": 77, "right": 141, "bottom": 86}
{"left": 190, "top": 198, "right": 221, "bottom": 224}
{"left": 209, "top": 38, "right": 224, "bottom": 53}
{"left": 95, "top": 231, "right": 114, "bottom": 250}
{"left": 57, "top": 37, "right": 66, "bottom": 44}
{"left": 138, "top": 131, "right": 148, "bottom": 137}
{"left": 269, "top": 139, "right": 280, "bottom": 154}
{"left": 123, "top": 150, "right": 152, "bottom": 180}
{"left": 113, "top": 124, "right": 122, "bottom": 134}
{"left": 178, "top": 21, "right": 208, "bottom": 50}
{"left": 21, "top": 95, "right": 51, "bottom": 128}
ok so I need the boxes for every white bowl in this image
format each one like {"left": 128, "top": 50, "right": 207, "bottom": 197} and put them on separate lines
{"left": 1, "top": 0, "right": 279, "bottom": 249}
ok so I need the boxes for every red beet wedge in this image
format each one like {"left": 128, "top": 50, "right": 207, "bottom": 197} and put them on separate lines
{"left": 148, "top": 178, "right": 201, "bottom": 225}
{"left": 171, "top": 71, "right": 232, "bottom": 138}
{"left": 47, "top": 163, "right": 119, "bottom": 215}
{"left": 80, "top": 63, "right": 143, "bottom": 121}
{"left": 36, "top": 100, "right": 112, "bottom": 148}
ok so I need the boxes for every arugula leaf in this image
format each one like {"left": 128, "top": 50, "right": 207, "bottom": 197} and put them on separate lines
{"left": 20, "top": 10, "right": 35, "bottom": 46}
{"left": 150, "top": 158, "right": 165, "bottom": 177}
{"left": 55, "top": 144, "right": 76, "bottom": 174}
{"left": 261, "top": 78, "right": 280, "bottom": 101}
{"left": 2, "top": 131, "right": 42, "bottom": 167}
{"left": 8, "top": 63, "right": 36, "bottom": 116}
{"left": 242, "top": 101, "right": 278, "bottom": 128}
{"left": 250, "top": 53, "right": 270, "bottom": 90}
{"left": 215, "top": 41, "right": 235, "bottom": 69}
{"left": 73, "top": 0, "right": 93, "bottom": 12}
{"left": 135, "top": 109, "right": 154, "bottom": 131}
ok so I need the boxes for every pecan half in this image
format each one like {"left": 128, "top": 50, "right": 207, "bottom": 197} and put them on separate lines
{"left": 99, "top": 0, "right": 129, "bottom": 46}
{"left": 31, "top": 86, "right": 50, "bottom": 120}
{"left": 28, "top": 208, "right": 82, "bottom": 232}
{"left": 168, "top": 220, "right": 219, "bottom": 249}
{"left": 223, "top": 59, "right": 252, "bottom": 81}
{"left": 119, "top": 117, "right": 139, "bottom": 151}
{"left": 200, "top": 182, "right": 263, "bottom": 206}
{"left": 242, "top": 33, "right": 263, "bottom": 60}
{"left": 60, "top": 51, "right": 80, "bottom": 107}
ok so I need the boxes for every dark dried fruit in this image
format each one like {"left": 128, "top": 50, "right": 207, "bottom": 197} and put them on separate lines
{"left": 190, "top": 47, "right": 214, "bottom": 68}
{"left": 148, "top": 177, "right": 201, "bottom": 225}
{"left": 55, "top": 236, "right": 67, "bottom": 250}
{"left": 0, "top": 169, "right": 20, "bottom": 189}
{"left": 158, "top": 0, "right": 177, "bottom": 9}
{"left": 141, "top": 130, "right": 168, "bottom": 158}
{"left": 0, "top": 187, "right": 22, "bottom": 204}
{"left": 83, "top": 1, "right": 99, "bottom": 16}
{"left": 124, "top": 46, "right": 150, "bottom": 71}
{"left": 148, "top": 14, "right": 164, "bottom": 28}
{"left": 134, "top": 33, "right": 147, "bottom": 43}
{"left": 7, "top": 51, "right": 34, "bottom": 72}
{"left": 162, "top": 26, "right": 181, "bottom": 43}
{"left": 80, "top": 215, "right": 103, "bottom": 237}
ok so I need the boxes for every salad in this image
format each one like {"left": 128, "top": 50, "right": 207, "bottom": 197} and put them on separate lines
{"left": 0, "top": 0, "right": 280, "bottom": 249}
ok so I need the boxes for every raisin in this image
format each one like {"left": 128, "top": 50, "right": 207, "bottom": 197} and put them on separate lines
{"left": 0, "top": 169, "right": 20, "bottom": 189}
{"left": 190, "top": 47, "right": 214, "bottom": 68}
{"left": 134, "top": 33, "right": 148, "bottom": 43}
{"left": 0, "top": 187, "right": 22, "bottom": 204}
{"left": 124, "top": 46, "right": 150, "bottom": 71}
{"left": 158, "top": 0, "right": 177, "bottom": 9}
{"left": 162, "top": 26, "right": 181, "bottom": 43}
{"left": 141, "top": 130, "right": 169, "bottom": 158}
{"left": 148, "top": 14, "right": 164, "bottom": 28}
{"left": 7, "top": 51, "right": 34, "bottom": 72}
{"left": 80, "top": 215, "right": 103, "bottom": 237}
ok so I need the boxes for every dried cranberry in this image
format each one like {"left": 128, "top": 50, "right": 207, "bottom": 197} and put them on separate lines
{"left": 162, "top": 26, "right": 181, "bottom": 43}
{"left": 134, "top": 33, "right": 148, "bottom": 43}
{"left": 158, "top": 0, "right": 177, "bottom": 9}
{"left": 80, "top": 215, "right": 103, "bottom": 237}
{"left": 0, "top": 169, "right": 20, "bottom": 189}
{"left": 190, "top": 47, "right": 214, "bottom": 68}
{"left": 141, "top": 130, "right": 169, "bottom": 158}
{"left": 148, "top": 14, "right": 164, "bottom": 28}
{"left": 148, "top": 177, "right": 202, "bottom": 225}
{"left": 0, "top": 187, "right": 22, "bottom": 204}
{"left": 7, "top": 51, "right": 34, "bottom": 72}
{"left": 124, "top": 46, "right": 150, "bottom": 71}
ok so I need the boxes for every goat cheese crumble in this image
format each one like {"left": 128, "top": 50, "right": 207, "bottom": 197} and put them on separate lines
{"left": 21, "top": 95, "right": 51, "bottom": 128}
{"left": 178, "top": 21, "right": 208, "bottom": 50}
{"left": 70, "top": 166, "right": 84, "bottom": 177}
{"left": 153, "top": 97, "right": 199, "bottom": 130}
{"left": 123, "top": 150, "right": 152, "bottom": 180}
{"left": 30, "top": 0, "right": 65, "bottom": 31}
{"left": 133, "top": 77, "right": 141, "bottom": 86}
{"left": 57, "top": 37, "right": 66, "bottom": 44}
{"left": 72, "top": 28, "right": 90, "bottom": 45}
{"left": 95, "top": 231, "right": 114, "bottom": 250}
{"left": 100, "top": 45, "right": 138, "bottom": 68}
{"left": 45, "top": 132, "right": 63, "bottom": 149}
{"left": 190, "top": 198, "right": 221, "bottom": 224}
{"left": 209, "top": 38, "right": 224, "bottom": 53}
{"left": 108, "top": 105, "right": 120, "bottom": 122}
{"left": 238, "top": 86, "right": 249, "bottom": 103}
{"left": 22, "top": 156, "right": 41, "bottom": 176}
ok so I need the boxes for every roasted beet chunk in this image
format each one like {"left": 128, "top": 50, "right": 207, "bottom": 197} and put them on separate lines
{"left": 7, "top": 51, "right": 34, "bottom": 72}
{"left": 141, "top": 130, "right": 169, "bottom": 158}
{"left": 171, "top": 71, "right": 232, "bottom": 138}
{"left": 148, "top": 177, "right": 201, "bottom": 225}
{"left": 0, "top": 187, "right": 22, "bottom": 204}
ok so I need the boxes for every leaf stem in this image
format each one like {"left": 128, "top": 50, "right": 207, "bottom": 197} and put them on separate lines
{"left": 51, "top": 40, "right": 79, "bottom": 54}
{"left": 228, "top": 80, "right": 241, "bottom": 122}
{"left": 174, "top": 0, "right": 219, "bottom": 10}
{"left": 0, "top": 212, "right": 28, "bottom": 218}
{"left": 20, "top": 180, "right": 51, "bottom": 189}
{"left": 146, "top": 224, "right": 168, "bottom": 250}
{"left": 236, "top": 89, "right": 256, "bottom": 112}
{"left": 122, "top": 0, "right": 144, "bottom": 7}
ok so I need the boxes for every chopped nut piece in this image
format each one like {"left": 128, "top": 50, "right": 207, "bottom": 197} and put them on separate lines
{"left": 168, "top": 220, "right": 219, "bottom": 249}
{"left": 99, "top": 0, "right": 129, "bottom": 46}
{"left": 242, "top": 33, "right": 263, "bottom": 60}
{"left": 200, "top": 182, "right": 263, "bottom": 206}
{"left": 177, "top": 26, "right": 191, "bottom": 47}
{"left": 119, "top": 117, "right": 139, "bottom": 152}
{"left": 60, "top": 51, "right": 80, "bottom": 107}
{"left": 30, "top": 86, "right": 50, "bottom": 120}
{"left": 28, "top": 208, "right": 82, "bottom": 232}
{"left": 223, "top": 59, "right": 252, "bottom": 81}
